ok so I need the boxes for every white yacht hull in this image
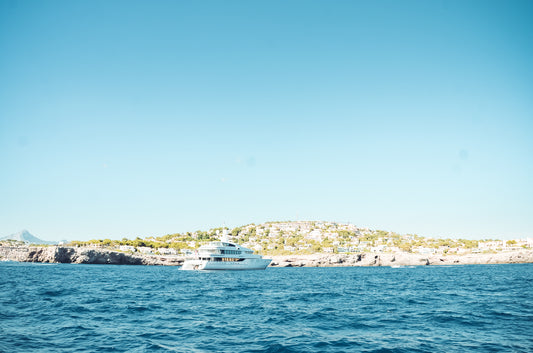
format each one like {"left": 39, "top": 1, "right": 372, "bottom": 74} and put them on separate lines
{"left": 181, "top": 258, "right": 271, "bottom": 271}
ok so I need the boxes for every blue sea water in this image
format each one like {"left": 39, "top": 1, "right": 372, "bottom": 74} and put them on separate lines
{"left": 1, "top": 263, "right": 532, "bottom": 353}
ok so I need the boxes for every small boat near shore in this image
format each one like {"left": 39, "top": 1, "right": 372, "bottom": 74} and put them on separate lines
{"left": 180, "top": 230, "right": 271, "bottom": 271}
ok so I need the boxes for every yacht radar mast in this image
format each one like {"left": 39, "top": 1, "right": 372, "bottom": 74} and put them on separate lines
{"left": 220, "top": 228, "right": 230, "bottom": 243}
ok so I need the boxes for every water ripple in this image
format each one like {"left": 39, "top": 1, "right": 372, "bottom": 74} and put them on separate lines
{"left": 1, "top": 263, "right": 533, "bottom": 352}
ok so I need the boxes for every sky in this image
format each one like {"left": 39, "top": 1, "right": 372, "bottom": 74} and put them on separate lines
{"left": 1, "top": 0, "right": 532, "bottom": 241}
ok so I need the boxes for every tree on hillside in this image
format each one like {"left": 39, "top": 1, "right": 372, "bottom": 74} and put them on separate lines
{"left": 338, "top": 230, "right": 355, "bottom": 240}
{"left": 132, "top": 237, "right": 145, "bottom": 247}
{"left": 399, "top": 243, "right": 412, "bottom": 253}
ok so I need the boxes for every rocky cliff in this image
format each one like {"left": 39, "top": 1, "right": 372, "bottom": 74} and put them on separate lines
{"left": 1, "top": 246, "right": 532, "bottom": 267}
{"left": 0, "top": 246, "right": 183, "bottom": 266}
{"left": 269, "top": 250, "right": 533, "bottom": 267}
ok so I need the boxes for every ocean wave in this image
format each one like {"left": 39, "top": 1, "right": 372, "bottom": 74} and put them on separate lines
{"left": 1, "top": 263, "right": 532, "bottom": 352}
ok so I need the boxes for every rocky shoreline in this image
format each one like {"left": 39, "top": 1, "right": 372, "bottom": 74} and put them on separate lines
{"left": 269, "top": 250, "right": 533, "bottom": 267}
{"left": 1, "top": 245, "right": 532, "bottom": 267}
{"left": 0, "top": 246, "right": 183, "bottom": 266}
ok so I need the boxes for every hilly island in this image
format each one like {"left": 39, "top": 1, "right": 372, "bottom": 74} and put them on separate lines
{"left": 1, "top": 221, "right": 532, "bottom": 267}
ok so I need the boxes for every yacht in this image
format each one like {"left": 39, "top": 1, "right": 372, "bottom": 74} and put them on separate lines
{"left": 180, "top": 230, "right": 271, "bottom": 271}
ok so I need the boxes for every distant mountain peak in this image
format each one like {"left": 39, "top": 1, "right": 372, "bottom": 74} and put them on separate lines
{"left": 1, "top": 230, "right": 57, "bottom": 245}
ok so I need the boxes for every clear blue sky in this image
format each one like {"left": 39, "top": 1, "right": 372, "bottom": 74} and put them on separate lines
{"left": 1, "top": 0, "right": 532, "bottom": 241}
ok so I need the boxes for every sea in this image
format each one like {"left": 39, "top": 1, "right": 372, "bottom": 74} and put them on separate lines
{"left": 0, "top": 262, "right": 532, "bottom": 353}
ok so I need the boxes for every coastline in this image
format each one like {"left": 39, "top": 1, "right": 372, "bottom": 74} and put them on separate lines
{"left": 269, "top": 251, "right": 533, "bottom": 267}
{"left": 1, "top": 245, "right": 533, "bottom": 267}
{"left": 0, "top": 246, "right": 182, "bottom": 266}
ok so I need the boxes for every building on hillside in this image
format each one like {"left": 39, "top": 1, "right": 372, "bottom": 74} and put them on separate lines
{"left": 510, "top": 238, "right": 532, "bottom": 248}
{"left": 119, "top": 245, "right": 136, "bottom": 252}
{"left": 478, "top": 241, "right": 504, "bottom": 250}
{"left": 137, "top": 246, "right": 153, "bottom": 254}
{"left": 281, "top": 224, "right": 298, "bottom": 233}
{"left": 414, "top": 247, "right": 436, "bottom": 254}
{"left": 337, "top": 246, "right": 357, "bottom": 253}
{"left": 325, "top": 232, "right": 338, "bottom": 239}
{"left": 308, "top": 229, "right": 323, "bottom": 241}
{"left": 299, "top": 224, "right": 312, "bottom": 233}
{"left": 158, "top": 247, "right": 177, "bottom": 255}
